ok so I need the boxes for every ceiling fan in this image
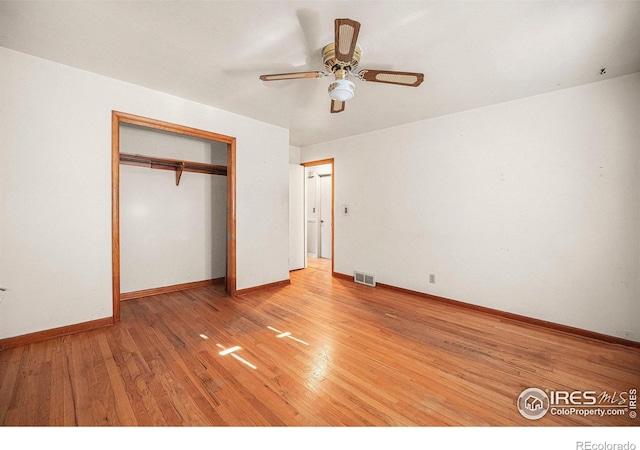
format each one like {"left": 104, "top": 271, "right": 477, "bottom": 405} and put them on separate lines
{"left": 259, "top": 18, "right": 424, "bottom": 113}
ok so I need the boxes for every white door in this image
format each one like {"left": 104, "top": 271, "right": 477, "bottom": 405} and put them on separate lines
{"left": 319, "top": 174, "right": 332, "bottom": 259}
{"left": 305, "top": 171, "right": 318, "bottom": 258}
{"left": 289, "top": 165, "right": 305, "bottom": 270}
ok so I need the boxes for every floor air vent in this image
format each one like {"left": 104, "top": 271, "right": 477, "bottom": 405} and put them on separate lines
{"left": 354, "top": 271, "right": 376, "bottom": 287}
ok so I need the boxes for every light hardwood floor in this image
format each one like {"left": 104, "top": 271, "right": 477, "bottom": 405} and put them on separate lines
{"left": 1, "top": 257, "right": 638, "bottom": 426}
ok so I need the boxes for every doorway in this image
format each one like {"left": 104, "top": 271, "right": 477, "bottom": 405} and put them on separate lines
{"left": 301, "top": 159, "right": 334, "bottom": 275}
{"left": 111, "top": 111, "right": 236, "bottom": 322}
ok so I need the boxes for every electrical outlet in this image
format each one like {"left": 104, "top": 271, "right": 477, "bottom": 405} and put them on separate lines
{"left": 429, "top": 274, "right": 435, "bottom": 284}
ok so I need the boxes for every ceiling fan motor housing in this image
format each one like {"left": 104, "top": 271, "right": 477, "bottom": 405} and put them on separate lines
{"left": 323, "top": 43, "right": 362, "bottom": 73}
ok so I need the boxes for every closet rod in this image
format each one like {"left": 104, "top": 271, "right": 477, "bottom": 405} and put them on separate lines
{"left": 119, "top": 152, "right": 227, "bottom": 186}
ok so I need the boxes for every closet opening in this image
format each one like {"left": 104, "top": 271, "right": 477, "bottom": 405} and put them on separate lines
{"left": 111, "top": 111, "right": 236, "bottom": 322}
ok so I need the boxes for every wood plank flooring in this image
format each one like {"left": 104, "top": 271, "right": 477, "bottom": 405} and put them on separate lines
{"left": 1, "top": 257, "right": 639, "bottom": 426}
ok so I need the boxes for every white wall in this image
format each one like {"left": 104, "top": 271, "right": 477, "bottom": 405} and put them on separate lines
{"left": 119, "top": 125, "right": 227, "bottom": 293}
{"left": 301, "top": 73, "right": 640, "bottom": 341}
{"left": 289, "top": 165, "right": 305, "bottom": 271}
{"left": 289, "top": 145, "right": 301, "bottom": 165}
{"left": 0, "top": 47, "right": 290, "bottom": 340}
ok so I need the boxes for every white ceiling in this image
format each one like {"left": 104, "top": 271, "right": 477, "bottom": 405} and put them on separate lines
{"left": 2, "top": 1, "right": 640, "bottom": 147}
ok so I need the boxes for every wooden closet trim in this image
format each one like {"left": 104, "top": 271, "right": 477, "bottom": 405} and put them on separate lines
{"left": 111, "top": 111, "right": 237, "bottom": 322}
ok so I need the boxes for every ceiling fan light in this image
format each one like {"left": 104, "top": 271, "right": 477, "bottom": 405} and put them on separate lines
{"left": 328, "top": 79, "right": 355, "bottom": 101}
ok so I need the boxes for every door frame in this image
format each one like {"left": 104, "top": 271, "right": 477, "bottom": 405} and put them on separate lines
{"left": 301, "top": 158, "right": 335, "bottom": 276}
{"left": 111, "top": 111, "right": 237, "bottom": 322}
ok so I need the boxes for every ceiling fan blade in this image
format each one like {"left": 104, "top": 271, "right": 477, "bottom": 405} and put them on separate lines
{"left": 334, "top": 18, "right": 361, "bottom": 63}
{"left": 330, "top": 99, "right": 345, "bottom": 113}
{"left": 259, "top": 71, "right": 325, "bottom": 81}
{"left": 358, "top": 70, "right": 424, "bottom": 87}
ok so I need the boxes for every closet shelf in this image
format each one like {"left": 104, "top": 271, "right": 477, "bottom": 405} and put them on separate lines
{"left": 119, "top": 153, "right": 227, "bottom": 186}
